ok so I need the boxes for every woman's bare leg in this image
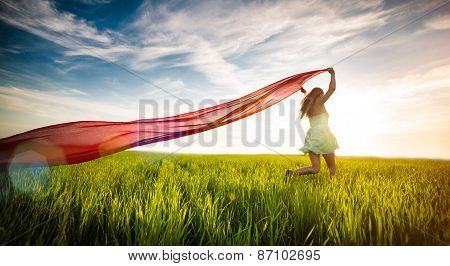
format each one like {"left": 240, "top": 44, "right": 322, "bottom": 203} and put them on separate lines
{"left": 293, "top": 152, "right": 321, "bottom": 175}
{"left": 322, "top": 153, "right": 336, "bottom": 177}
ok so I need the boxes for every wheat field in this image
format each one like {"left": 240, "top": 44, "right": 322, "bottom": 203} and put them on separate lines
{"left": 0, "top": 152, "right": 448, "bottom": 245}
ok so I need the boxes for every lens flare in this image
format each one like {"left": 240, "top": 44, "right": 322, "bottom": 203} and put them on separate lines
{"left": 7, "top": 150, "right": 49, "bottom": 193}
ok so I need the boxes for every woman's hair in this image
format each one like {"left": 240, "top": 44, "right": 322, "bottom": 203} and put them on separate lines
{"left": 300, "top": 87, "right": 324, "bottom": 119}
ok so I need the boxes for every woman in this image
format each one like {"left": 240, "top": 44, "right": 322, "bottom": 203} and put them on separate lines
{"left": 286, "top": 67, "right": 339, "bottom": 178}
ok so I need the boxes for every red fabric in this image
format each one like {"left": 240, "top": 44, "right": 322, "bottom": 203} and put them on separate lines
{"left": 0, "top": 69, "right": 326, "bottom": 167}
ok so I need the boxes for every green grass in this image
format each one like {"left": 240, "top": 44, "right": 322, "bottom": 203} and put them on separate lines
{"left": 0, "top": 152, "right": 449, "bottom": 245}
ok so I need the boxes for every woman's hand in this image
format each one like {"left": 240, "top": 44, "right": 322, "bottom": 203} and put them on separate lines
{"left": 327, "top": 67, "right": 335, "bottom": 75}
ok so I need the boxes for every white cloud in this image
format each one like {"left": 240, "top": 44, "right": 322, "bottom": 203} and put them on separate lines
{"left": 336, "top": 63, "right": 450, "bottom": 135}
{"left": 424, "top": 14, "right": 450, "bottom": 30}
{"left": 59, "top": 88, "right": 89, "bottom": 96}
{"left": 0, "top": 86, "right": 136, "bottom": 124}
{"left": 0, "top": 0, "right": 113, "bottom": 45}
{"left": 79, "top": 0, "right": 113, "bottom": 5}
{"left": 125, "top": 0, "right": 398, "bottom": 90}
{"left": 0, "top": 0, "right": 138, "bottom": 70}
{"left": 383, "top": 64, "right": 450, "bottom": 129}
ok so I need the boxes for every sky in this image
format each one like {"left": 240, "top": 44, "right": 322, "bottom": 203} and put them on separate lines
{"left": 0, "top": 0, "right": 449, "bottom": 159}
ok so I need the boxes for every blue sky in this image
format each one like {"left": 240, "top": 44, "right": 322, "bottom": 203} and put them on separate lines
{"left": 0, "top": 0, "right": 449, "bottom": 158}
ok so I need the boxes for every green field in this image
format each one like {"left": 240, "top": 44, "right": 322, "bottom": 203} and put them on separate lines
{"left": 0, "top": 152, "right": 449, "bottom": 245}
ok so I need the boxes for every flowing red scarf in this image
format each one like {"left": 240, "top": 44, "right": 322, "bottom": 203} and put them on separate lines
{"left": 0, "top": 69, "right": 326, "bottom": 167}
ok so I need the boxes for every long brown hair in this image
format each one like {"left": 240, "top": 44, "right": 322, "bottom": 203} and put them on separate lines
{"left": 300, "top": 87, "right": 323, "bottom": 119}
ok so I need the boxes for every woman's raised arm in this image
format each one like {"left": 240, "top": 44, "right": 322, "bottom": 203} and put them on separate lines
{"left": 321, "top": 67, "right": 336, "bottom": 103}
